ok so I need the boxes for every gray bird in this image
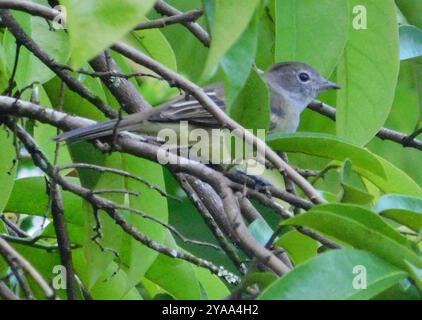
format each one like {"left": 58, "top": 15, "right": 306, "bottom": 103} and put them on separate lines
{"left": 54, "top": 62, "right": 340, "bottom": 142}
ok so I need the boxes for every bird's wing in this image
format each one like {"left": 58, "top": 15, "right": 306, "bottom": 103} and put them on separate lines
{"left": 53, "top": 85, "right": 226, "bottom": 142}
{"left": 149, "top": 84, "right": 225, "bottom": 127}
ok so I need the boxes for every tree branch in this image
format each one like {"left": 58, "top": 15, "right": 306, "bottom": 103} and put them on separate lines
{"left": 135, "top": 9, "right": 204, "bottom": 30}
{"left": 0, "top": 236, "right": 55, "bottom": 299}
{"left": 153, "top": 0, "right": 210, "bottom": 47}
{"left": 308, "top": 101, "right": 422, "bottom": 151}
{"left": 49, "top": 181, "right": 78, "bottom": 300}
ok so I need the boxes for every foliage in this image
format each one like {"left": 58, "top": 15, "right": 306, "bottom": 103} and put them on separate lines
{"left": 0, "top": 0, "right": 422, "bottom": 300}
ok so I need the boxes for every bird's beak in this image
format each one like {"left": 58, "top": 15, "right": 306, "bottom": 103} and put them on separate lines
{"left": 320, "top": 80, "right": 341, "bottom": 90}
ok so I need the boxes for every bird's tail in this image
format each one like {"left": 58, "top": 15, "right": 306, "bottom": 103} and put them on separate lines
{"left": 53, "top": 119, "right": 120, "bottom": 142}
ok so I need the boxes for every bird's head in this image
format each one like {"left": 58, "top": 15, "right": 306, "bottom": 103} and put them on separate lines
{"left": 265, "top": 62, "right": 340, "bottom": 111}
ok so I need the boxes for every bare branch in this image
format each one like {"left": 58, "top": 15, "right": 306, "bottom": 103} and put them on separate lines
{"left": 89, "top": 53, "right": 152, "bottom": 114}
{"left": 135, "top": 9, "right": 204, "bottom": 30}
{"left": 0, "top": 236, "right": 55, "bottom": 299}
{"left": 0, "top": 281, "right": 20, "bottom": 300}
{"left": 0, "top": 0, "right": 60, "bottom": 20}
{"left": 176, "top": 173, "right": 247, "bottom": 274}
{"left": 308, "top": 101, "right": 422, "bottom": 152}
{"left": 49, "top": 181, "right": 78, "bottom": 300}
{"left": 59, "top": 162, "right": 177, "bottom": 200}
{"left": 154, "top": 1, "right": 210, "bottom": 47}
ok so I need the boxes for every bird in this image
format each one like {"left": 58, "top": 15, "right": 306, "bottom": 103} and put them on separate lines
{"left": 54, "top": 61, "right": 340, "bottom": 143}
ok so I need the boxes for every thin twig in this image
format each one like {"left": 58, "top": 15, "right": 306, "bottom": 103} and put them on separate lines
{"left": 59, "top": 162, "right": 178, "bottom": 200}
{"left": 134, "top": 9, "right": 204, "bottom": 30}
{"left": 112, "top": 203, "right": 222, "bottom": 251}
{"left": 153, "top": 1, "right": 210, "bottom": 47}
{"left": 0, "top": 237, "right": 55, "bottom": 299}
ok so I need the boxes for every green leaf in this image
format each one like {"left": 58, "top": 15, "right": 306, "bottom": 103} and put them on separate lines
{"left": 396, "top": 0, "right": 422, "bottom": 29}
{"left": 32, "top": 85, "right": 72, "bottom": 166}
{"left": 2, "top": 13, "right": 70, "bottom": 89}
{"left": 374, "top": 279, "right": 421, "bottom": 300}
{"left": 145, "top": 234, "right": 201, "bottom": 300}
{"left": 6, "top": 177, "right": 49, "bottom": 215}
{"left": 120, "top": 155, "right": 168, "bottom": 292}
{"left": 276, "top": 230, "right": 318, "bottom": 265}
{"left": 256, "top": 3, "right": 275, "bottom": 69}
{"left": 81, "top": 154, "right": 125, "bottom": 289}
{"left": 62, "top": 0, "right": 156, "bottom": 68}
{"left": 283, "top": 204, "right": 422, "bottom": 270}
{"left": 355, "top": 154, "right": 422, "bottom": 197}
{"left": 258, "top": 249, "right": 408, "bottom": 300}
{"left": 242, "top": 272, "right": 278, "bottom": 292}
{"left": 73, "top": 250, "right": 142, "bottom": 300}
{"left": 203, "top": 0, "right": 260, "bottom": 78}
{"left": 0, "top": 127, "right": 16, "bottom": 213}
{"left": 229, "top": 68, "right": 270, "bottom": 130}
{"left": 248, "top": 219, "right": 274, "bottom": 246}
{"left": 405, "top": 261, "right": 422, "bottom": 292}
{"left": 375, "top": 194, "right": 422, "bottom": 232}
{"left": 266, "top": 132, "right": 385, "bottom": 177}
{"left": 44, "top": 68, "right": 110, "bottom": 123}
{"left": 266, "top": 132, "right": 422, "bottom": 197}
{"left": 221, "top": 12, "right": 259, "bottom": 106}
{"left": 336, "top": 0, "right": 400, "bottom": 145}
{"left": 399, "top": 25, "right": 422, "bottom": 61}
{"left": 275, "top": 0, "right": 349, "bottom": 77}
{"left": 340, "top": 160, "right": 374, "bottom": 205}
{"left": 158, "top": 0, "right": 208, "bottom": 83}
{"left": 13, "top": 245, "right": 63, "bottom": 299}
{"left": 128, "top": 24, "right": 177, "bottom": 71}
{"left": 194, "top": 269, "right": 230, "bottom": 300}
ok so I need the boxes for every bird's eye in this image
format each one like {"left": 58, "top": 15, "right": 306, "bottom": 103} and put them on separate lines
{"left": 298, "top": 72, "right": 310, "bottom": 82}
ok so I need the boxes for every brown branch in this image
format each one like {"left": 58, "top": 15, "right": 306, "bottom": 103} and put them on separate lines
{"left": 0, "top": 0, "right": 60, "bottom": 20}
{"left": 225, "top": 171, "right": 313, "bottom": 210}
{"left": 59, "top": 162, "right": 176, "bottom": 200}
{"left": 237, "top": 193, "right": 265, "bottom": 223}
{"left": 153, "top": 0, "right": 210, "bottom": 47}
{"left": 0, "top": 233, "right": 79, "bottom": 251}
{"left": 134, "top": 9, "right": 204, "bottom": 30}
{"left": 176, "top": 173, "right": 247, "bottom": 274}
{"left": 0, "top": 215, "right": 30, "bottom": 238}
{"left": 89, "top": 53, "right": 151, "bottom": 114}
{"left": 49, "top": 181, "right": 78, "bottom": 300}
{"left": 308, "top": 101, "right": 422, "bottom": 151}
{"left": 0, "top": 236, "right": 55, "bottom": 299}
{"left": 92, "top": 189, "right": 140, "bottom": 196}
{"left": 0, "top": 281, "right": 20, "bottom": 300}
